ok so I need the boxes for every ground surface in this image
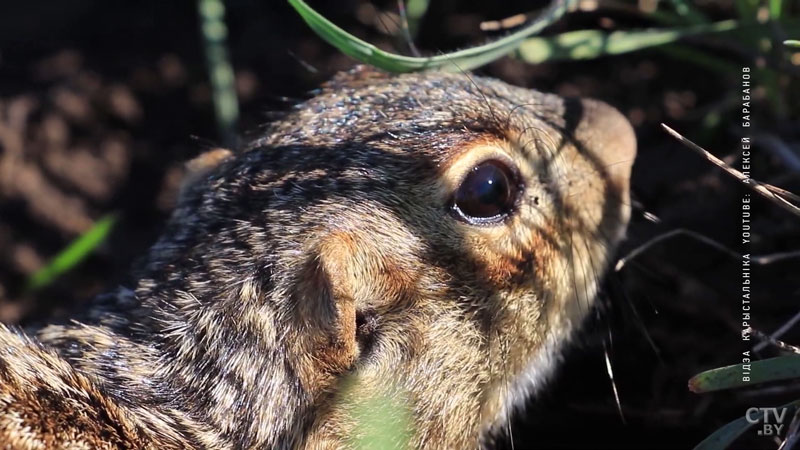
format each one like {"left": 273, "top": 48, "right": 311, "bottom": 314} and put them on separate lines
{"left": 1, "top": 1, "right": 799, "bottom": 449}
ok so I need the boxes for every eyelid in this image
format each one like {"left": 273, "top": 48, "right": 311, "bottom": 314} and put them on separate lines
{"left": 454, "top": 153, "right": 517, "bottom": 189}
{"left": 440, "top": 142, "right": 516, "bottom": 193}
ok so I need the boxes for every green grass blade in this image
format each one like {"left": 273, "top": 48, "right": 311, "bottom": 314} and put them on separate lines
{"left": 689, "top": 355, "right": 800, "bottom": 393}
{"left": 657, "top": 44, "right": 741, "bottom": 74}
{"left": 338, "top": 375, "right": 413, "bottom": 450}
{"left": 769, "top": 0, "right": 783, "bottom": 19}
{"left": 693, "top": 412, "right": 757, "bottom": 450}
{"left": 734, "top": 0, "right": 760, "bottom": 21}
{"left": 198, "top": 0, "right": 239, "bottom": 147}
{"left": 25, "top": 214, "right": 117, "bottom": 291}
{"left": 515, "top": 20, "right": 738, "bottom": 64}
{"left": 786, "top": 40, "right": 800, "bottom": 47}
{"left": 287, "top": 0, "right": 575, "bottom": 72}
{"left": 350, "top": 392, "right": 412, "bottom": 450}
{"left": 667, "top": 0, "right": 709, "bottom": 24}
{"left": 693, "top": 400, "right": 800, "bottom": 450}
{"left": 405, "top": 0, "right": 429, "bottom": 38}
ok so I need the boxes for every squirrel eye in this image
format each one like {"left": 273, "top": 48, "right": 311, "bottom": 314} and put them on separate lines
{"left": 452, "top": 160, "right": 518, "bottom": 224}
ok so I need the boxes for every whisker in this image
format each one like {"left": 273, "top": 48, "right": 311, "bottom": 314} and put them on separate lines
{"left": 603, "top": 336, "right": 626, "bottom": 424}
{"left": 445, "top": 60, "right": 503, "bottom": 130}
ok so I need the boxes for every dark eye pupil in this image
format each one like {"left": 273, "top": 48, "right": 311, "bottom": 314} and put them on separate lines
{"left": 454, "top": 160, "right": 516, "bottom": 221}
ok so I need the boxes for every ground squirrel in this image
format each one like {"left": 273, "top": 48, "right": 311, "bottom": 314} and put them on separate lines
{"left": 0, "top": 66, "right": 635, "bottom": 449}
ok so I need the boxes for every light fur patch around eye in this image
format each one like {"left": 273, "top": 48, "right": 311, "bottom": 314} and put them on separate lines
{"left": 437, "top": 138, "right": 535, "bottom": 210}
{"left": 434, "top": 137, "right": 554, "bottom": 275}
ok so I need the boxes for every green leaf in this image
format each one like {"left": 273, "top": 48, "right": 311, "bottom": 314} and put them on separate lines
{"left": 689, "top": 355, "right": 800, "bottom": 393}
{"left": 786, "top": 39, "right": 800, "bottom": 47}
{"left": 693, "top": 400, "right": 800, "bottom": 450}
{"left": 25, "top": 214, "right": 117, "bottom": 291}
{"left": 287, "top": 0, "right": 575, "bottom": 73}
{"left": 515, "top": 20, "right": 738, "bottom": 64}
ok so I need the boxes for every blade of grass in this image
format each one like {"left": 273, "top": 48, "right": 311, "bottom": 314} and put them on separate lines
{"left": 786, "top": 40, "right": 800, "bottom": 47}
{"left": 199, "top": 0, "right": 239, "bottom": 147}
{"left": 667, "top": 0, "right": 709, "bottom": 24}
{"left": 662, "top": 124, "right": 800, "bottom": 218}
{"left": 689, "top": 355, "right": 800, "bottom": 393}
{"left": 657, "top": 44, "right": 741, "bottom": 74}
{"left": 25, "top": 214, "right": 117, "bottom": 292}
{"left": 287, "top": 0, "right": 574, "bottom": 72}
{"left": 350, "top": 392, "right": 412, "bottom": 450}
{"left": 339, "top": 375, "right": 413, "bottom": 450}
{"left": 694, "top": 412, "right": 757, "bottom": 450}
{"left": 694, "top": 400, "right": 800, "bottom": 450}
{"left": 515, "top": 20, "right": 738, "bottom": 64}
{"left": 734, "top": 0, "right": 760, "bottom": 22}
{"left": 769, "top": 0, "right": 783, "bottom": 20}
{"left": 405, "top": 0, "right": 429, "bottom": 38}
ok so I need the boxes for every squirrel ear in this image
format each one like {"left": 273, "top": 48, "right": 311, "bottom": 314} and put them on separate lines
{"left": 179, "top": 148, "right": 233, "bottom": 197}
{"left": 293, "top": 233, "right": 360, "bottom": 377}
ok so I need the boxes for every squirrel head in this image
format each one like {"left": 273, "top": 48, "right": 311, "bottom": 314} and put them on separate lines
{"left": 126, "top": 67, "right": 636, "bottom": 448}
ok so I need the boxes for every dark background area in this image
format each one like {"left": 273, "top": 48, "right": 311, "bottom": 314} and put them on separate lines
{"left": 0, "top": 1, "right": 798, "bottom": 449}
